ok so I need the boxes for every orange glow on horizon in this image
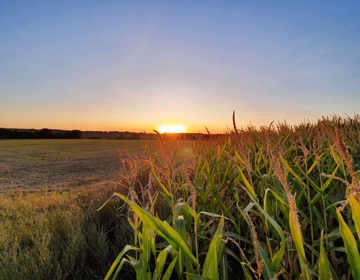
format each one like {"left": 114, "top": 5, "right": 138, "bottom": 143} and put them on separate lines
{"left": 158, "top": 124, "right": 186, "bottom": 134}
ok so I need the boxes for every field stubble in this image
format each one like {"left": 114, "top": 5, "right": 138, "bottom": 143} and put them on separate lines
{"left": 0, "top": 139, "right": 145, "bottom": 192}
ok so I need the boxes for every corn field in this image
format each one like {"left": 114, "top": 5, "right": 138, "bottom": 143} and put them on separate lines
{"left": 101, "top": 114, "right": 360, "bottom": 280}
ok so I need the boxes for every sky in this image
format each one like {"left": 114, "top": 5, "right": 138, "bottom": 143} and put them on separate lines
{"left": 1, "top": 1, "right": 359, "bottom": 133}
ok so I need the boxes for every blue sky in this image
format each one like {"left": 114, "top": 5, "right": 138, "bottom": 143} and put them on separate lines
{"left": 1, "top": 1, "right": 359, "bottom": 132}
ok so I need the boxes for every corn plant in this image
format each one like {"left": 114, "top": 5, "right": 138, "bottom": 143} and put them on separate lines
{"left": 99, "top": 192, "right": 228, "bottom": 280}
{"left": 102, "top": 114, "right": 360, "bottom": 279}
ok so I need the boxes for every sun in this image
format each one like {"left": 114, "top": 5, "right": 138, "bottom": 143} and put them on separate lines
{"left": 158, "top": 124, "right": 186, "bottom": 134}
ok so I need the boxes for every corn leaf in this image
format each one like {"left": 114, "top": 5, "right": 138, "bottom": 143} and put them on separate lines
{"left": 348, "top": 196, "right": 360, "bottom": 238}
{"left": 289, "top": 208, "right": 311, "bottom": 280}
{"left": 246, "top": 188, "right": 286, "bottom": 270}
{"left": 128, "top": 256, "right": 148, "bottom": 280}
{"left": 152, "top": 245, "right": 172, "bottom": 280}
{"left": 202, "top": 216, "right": 225, "bottom": 280}
{"left": 141, "top": 222, "right": 152, "bottom": 271}
{"left": 149, "top": 157, "right": 173, "bottom": 201}
{"left": 306, "top": 153, "right": 324, "bottom": 175}
{"left": 336, "top": 208, "right": 360, "bottom": 279}
{"left": 112, "top": 258, "right": 129, "bottom": 280}
{"left": 280, "top": 155, "right": 309, "bottom": 191}
{"left": 220, "top": 254, "right": 228, "bottom": 280}
{"left": 319, "top": 230, "right": 332, "bottom": 280}
{"left": 330, "top": 145, "right": 346, "bottom": 175}
{"left": 114, "top": 193, "right": 199, "bottom": 267}
{"left": 258, "top": 245, "right": 275, "bottom": 280}
{"left": 161, "top": 255, "right": 178, "bottom": 280}
{"left": 321, "top": 162, "right": 340, "bottom": 191}
{"left": 235, "top": 151, "right": 257, "bottom": 201}
{"left": 104, "top": 245, "right": 141, "bottom": 280}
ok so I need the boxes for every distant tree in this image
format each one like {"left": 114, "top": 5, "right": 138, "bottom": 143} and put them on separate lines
{"left": 0, "top": 128, "right": 11, "bottom": 139}
{"left": 66, "top": 130, "right": 82, "bottom": 139}
{"left": 39, "top": 128, "right": 53, "bottom": 138}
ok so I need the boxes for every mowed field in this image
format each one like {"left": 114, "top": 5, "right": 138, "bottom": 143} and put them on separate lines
{"left": 0, "top": 139, "right": 145, "bottom": 192}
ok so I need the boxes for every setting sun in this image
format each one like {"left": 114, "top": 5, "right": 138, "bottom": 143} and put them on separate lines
{"left": 158, "top": 124, "right": 186, "bottom": 134}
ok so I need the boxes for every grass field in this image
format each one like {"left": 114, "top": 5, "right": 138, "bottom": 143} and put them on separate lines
{"left": 0, "top": 139, "right": 145, "bottom": 192}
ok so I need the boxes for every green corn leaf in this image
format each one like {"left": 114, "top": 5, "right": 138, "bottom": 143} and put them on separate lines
{"left": 258, "top": 245, "right": 275, "bottom": 280}
{"left": 157, "top": 219, "right": 199, "bottom": 266}
{"left": 202, "top": 216, "right": 225, "bottom": 280}
{"left": 289, "top": 208, "right": 311, "bottom": 280}
{"left": 128, "top": 256, "right": 148, "bottom": 280}
{"left": 223, "top": 246, "right": 242, "bottom": 264}
{"left": 234, "top": 150, "right": 246, "bottom": 165}
{"left": 185, "top": 240, "right": 195, "bottom": 275}
{"left": 264, "top": 189, "right": 271, "bottom": 232}
{"left": 236, "top": 165, "right": 257, "bottom": 201}
{"left": 141, "top": 222, "right": 152, "bottom": 271}
{"left": 149, "top": 157, "right": 173, "bottom": 201}
{"left": 348, "top": 196, "right": 360, "bottom": 238}
{"left": 310, "top": 163, "right": 340, "bottom": 206}
{"left": 161, "top": 255, "right": 178, "bottom": 280}
{"left": 337, "top": 208, "right": 360, "bottom": 279}
{"left": 114, "top": 193, "right": 200, "bottom": 267}
{"left": 220, "top": 254, "right": 228, "bottom": 280}
{"left": 280, "top": 155, "right": 309, "bottom": 190}
{"left": 319, "top": 230, "right": 332, "bottom": 280}
{"left": 104, "top": 245, "right": 141, "bottom": 280}
{"left": 243, "top": 191, "right": 276, "bottom": 279}
{"left": 198, "top": 211, "right": 225, "bottom": 219}
{"left": 297, "top": 167, "right": 322, "bottom": 193}
{"left": 245, "top": 188, "right": 286, "bottom": 271}
{"left": 268, "top": 189, "right": 288, "bottom": 207}
{"left": 112, "top": 258, "right": 129, "bottom": 280}
{"left": 321, "top": 162, "right": 340, "bottom": 191}
{"left": 217, "top": 141, "right": 228, "bottom": 163}
{"left": 114, "top": 193, "right": 168, "bottom": 240}
{"left": 226, "top": 232, "right": 253, "bottom": 246}
{"left": 330, "top": 145, "right": 346, "bottom": 175}
{"left": 306, "top": 153, "right": 324, "bottom": 175}
{"left": 97, "top": 194, "right": 114, "bottom": 212}
{"left": 313, "top": 225, "right": 357, "bottom": 246}
{"left": 152, "top": 245, "right": 172, "bottom": 280}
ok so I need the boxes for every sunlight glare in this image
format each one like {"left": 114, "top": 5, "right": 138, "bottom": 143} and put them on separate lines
{"left": 158, "top": 124, "right": 186, "bottom": 134}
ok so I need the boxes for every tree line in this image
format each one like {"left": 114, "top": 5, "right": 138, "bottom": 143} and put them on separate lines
{"left": 0, "top": 128, "right": 82, "bottom": 139}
